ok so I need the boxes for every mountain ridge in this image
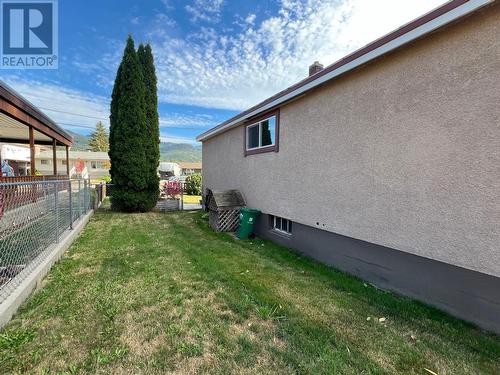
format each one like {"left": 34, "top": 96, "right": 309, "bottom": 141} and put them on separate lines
{"left": 66, "top": 132, "right": 201, "bottom": 162}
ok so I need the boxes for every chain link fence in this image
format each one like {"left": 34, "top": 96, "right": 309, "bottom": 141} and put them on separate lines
{"left": 0, "top": 179, "right": 92, "bottom": 304}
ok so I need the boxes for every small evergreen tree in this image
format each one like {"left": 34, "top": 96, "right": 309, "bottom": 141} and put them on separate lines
{"left": 138, "top": 43, "right": 160, "bottom": 206}
{"left": 109, "top": 35, "right": 155, "bottom": 212}
{"left": 89, "top": 122, "right": 109, "bottom": 152}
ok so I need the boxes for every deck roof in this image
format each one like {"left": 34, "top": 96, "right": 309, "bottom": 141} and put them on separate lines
{"left": 0, "top": 80, "right": 73, "bottom": 146}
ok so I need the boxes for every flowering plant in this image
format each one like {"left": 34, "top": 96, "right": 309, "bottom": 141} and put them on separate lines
{"left": 163, "top": 181, "right": 182, "bottom": 199}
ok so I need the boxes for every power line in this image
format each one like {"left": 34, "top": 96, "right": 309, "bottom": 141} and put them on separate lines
{"left": 38, "top": 107, "right": 109, "bottom": 121}
{"left": 25, "top": 93, "right": 111, "bottom": 105}
{"left": 18, "top": 94, "right": 214, "bottom": 130}
{"left": 30, "top": 106, "right": 211, "bottom": 132}
{"left": 58, "top": 122, "right": 209, "bottom": 131}
{"left": 39, "top": 107, "right": 210, "bottom": 129}
{"left": 57, "top": 122, "right": 100, "bottom": 130}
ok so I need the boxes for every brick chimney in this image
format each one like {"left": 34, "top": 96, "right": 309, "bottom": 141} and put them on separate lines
{"left": 309, "top": 61, "right": 324, "bottom": 76}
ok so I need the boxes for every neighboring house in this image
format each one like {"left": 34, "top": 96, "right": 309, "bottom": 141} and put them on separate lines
{"left": 0, "top": 144, "right": 31, "bottom": 176}
{"left": 35, "top": 150, "right": 110, "bottom": 179}
{"left": 198, "top": 1, "right": 500, "bottom": 333}
{"left": 158, "top": 162, "right": 181, "bottom": 180}
{"left": 179, "top": 162, "right": 202, "bottom": 176}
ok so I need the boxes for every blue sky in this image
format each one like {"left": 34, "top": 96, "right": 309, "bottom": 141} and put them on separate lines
{"left": 2, "top": 0, "right": 446, "bottom": 144}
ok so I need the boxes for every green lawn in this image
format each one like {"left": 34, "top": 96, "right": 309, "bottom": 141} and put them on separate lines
{"left": 1, "top": 206, "right": 499, "bottom": 374}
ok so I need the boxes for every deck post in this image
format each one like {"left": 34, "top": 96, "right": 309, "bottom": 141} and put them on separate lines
{"left": 65, "top": 146, "right": 70, "bottom": 176}
{"left": 29, "top": 127, "right": 37, "bottom": 201}
{"left": 52, "top": 139, "right": 57, "bottom": 176}
{"left": 29, "top": 126, "right": 35, "bottom": 176}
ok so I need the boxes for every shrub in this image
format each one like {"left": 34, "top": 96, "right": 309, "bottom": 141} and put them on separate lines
{"left": 163, "top": 181, "right": 182, "bottom": 198}
{"left": 185, "top": 173, "right": 202, "bottom": 196}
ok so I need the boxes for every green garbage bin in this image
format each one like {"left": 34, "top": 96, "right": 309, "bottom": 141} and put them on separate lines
{"left": 237, "top": 207, "right": 261, "bottom": 239}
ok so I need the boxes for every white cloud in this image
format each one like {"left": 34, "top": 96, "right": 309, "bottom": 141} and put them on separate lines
{"left": 3, "top": 77, "right": 110, "bottom": 132}
{"left": 159, "top": 135, "right": 199, "bottom": 144}
{"left": 154, "top": 13, "right": 177, "bottom": 29}
{"left": 161, "top": 0, "right": 174, "bottom": 11}
{"left": 160, "top": 114, "right": 215, "bottom": 128}
{"left": 29, "top": 0, "right": 446, "bottom": 136}
{"left": 185, "top": 0, "right": 224, "bottom": 23}
{"left": 71, "top": 38, "right": 124, "bottom": 90}
{"left": 3, "top": 78, "right": 215, "bottom": 139}
{"left": 245, "top": 14, "right": 256, "bottom": 25}
{"left": 151, "top": 0, "right": 446, "bottom": 111}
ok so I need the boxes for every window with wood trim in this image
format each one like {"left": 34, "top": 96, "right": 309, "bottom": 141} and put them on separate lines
{"left": 244, "top": 110, "right": 279, "bottom": 155}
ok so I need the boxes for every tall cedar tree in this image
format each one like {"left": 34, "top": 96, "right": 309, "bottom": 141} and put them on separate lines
{"left": 89, "top": 122, "right": 109, "bottom": 152}
{"left": 109, "top": 36, "right": 155, "bottom": 212}
{"left": 137, "top": 43, "right": 160, "bottom": 203}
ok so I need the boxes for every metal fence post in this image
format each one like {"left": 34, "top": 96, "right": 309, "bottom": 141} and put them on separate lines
{"left": 78, "top": 178, "right": 82, "bottom": 219}
{"left": 88, "top": 179, "right": 91, "bottom": 211}
{"left": 101, "top": 184, "right": 104, "bottom": 204}
{"left": 84, "top": 179, "right": 88, "bottom": 212}
{"left": 87, "top": 179, "right": 90, "bottom": 211}
{"left": 68, "top": 179, "right": 73, "bottom": 229}
{"left": 54, "top": 181, "right": 59, "bottom": 243}
{"left": 44, "top": 180, "right": 49, "bottom": 214}
{"left": 83, "top": 179, "right": 86, "bottom": 213}
{"left": 181, "top": 183, "right": 184, "bottom": 211}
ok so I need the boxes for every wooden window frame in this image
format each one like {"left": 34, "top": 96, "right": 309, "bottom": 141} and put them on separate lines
{"left": 244, "top": 109, "right": 280, "bottom": 156}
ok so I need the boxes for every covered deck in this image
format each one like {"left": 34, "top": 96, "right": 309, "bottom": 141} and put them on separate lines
{"left": 0, "top": 80, "right": 73, "bottom": 181}
{"left": 0, "top": 86, "right": 88, "bottom": 308}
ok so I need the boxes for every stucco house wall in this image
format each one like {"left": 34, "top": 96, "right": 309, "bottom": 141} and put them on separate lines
{"left": 202, "top": 4, "right": 500, "bottom": 278}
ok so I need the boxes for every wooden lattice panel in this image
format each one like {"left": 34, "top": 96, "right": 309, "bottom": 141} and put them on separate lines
{"left": 208, "top": 210, "right": 218, "bottom": 230}
{"left": 209, "top": 209, "right": 240, "bottom": 232}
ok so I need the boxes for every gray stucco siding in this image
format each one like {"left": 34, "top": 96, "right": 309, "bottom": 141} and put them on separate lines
{"left": 254, "top": 213, "right": 500, "bottom": 334}
{"left": 202, "top": 5, "right": 500, "bottom": 277}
